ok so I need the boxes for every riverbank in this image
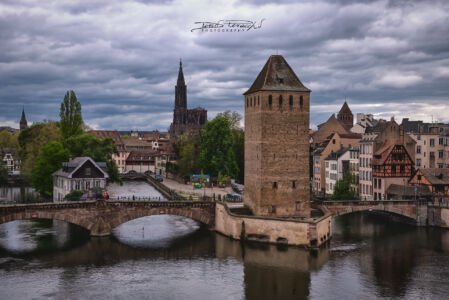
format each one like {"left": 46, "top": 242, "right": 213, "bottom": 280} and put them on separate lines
{"left": 160, "top": 177, "right": 233, "bottom": 199}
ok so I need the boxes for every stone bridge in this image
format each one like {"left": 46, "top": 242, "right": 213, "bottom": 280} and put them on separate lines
{"left": 0, "top": 200, "right": 215, "bottom": 236}
{"left": 319, "top": 200, "right": 428, "bottom": 225}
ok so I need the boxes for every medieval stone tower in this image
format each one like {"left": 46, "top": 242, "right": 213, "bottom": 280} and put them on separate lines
{"left": 244, "top": 55, "right": 311, "bottom": 218}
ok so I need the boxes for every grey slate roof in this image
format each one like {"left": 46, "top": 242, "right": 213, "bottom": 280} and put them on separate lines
{"left": 244, "top": 55, "right": 310, "bottom": 95}
{"left": 52, "top": 157, "right": 108, "bottom": 178}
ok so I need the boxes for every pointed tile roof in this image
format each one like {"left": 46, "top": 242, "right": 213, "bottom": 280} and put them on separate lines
{"left": 244, "top": 55, "right": 310, "bottom": 95}
{"left": 338, "top": 101, "right": 352, "bottom": 115}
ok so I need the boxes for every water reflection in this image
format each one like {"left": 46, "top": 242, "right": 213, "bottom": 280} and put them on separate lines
{"left": 0, "top": 186, "right": 39, "bottom": 203}
{"left": 0, "top": 212, "right": 448, "bottom": 299}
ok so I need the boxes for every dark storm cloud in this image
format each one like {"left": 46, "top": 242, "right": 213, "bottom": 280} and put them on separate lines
{"left": 1, "top": 0, "right": 449, "bottom": 130}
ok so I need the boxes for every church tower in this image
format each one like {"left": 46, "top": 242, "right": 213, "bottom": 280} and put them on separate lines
{"left": 244, "top": 55, "right": 311, "bottom": 217}
{"left": 20, "top": 107, "right": 28, "bottom": 131}
{"left": 175, "top": 60, "right": 187, "bottom": 110}
{"left": 337, "top": 101, "right": 353, "bottom": 130}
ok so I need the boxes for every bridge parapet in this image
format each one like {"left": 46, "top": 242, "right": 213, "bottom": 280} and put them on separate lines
{"left": 0, "top": 200, "right": 216, "bottom": 236}
{"left": 318, "top": 199, "right": 427, "bottom": 224}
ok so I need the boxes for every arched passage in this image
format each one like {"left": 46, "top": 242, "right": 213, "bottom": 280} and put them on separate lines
{"left": 0, "top": 201, "right": 216, "bottom": 237}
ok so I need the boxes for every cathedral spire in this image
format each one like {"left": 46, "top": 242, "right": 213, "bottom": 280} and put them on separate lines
{"left": 175, "top": 59, "right": 187, "bottom": 109}
{"left": 20, "top": 107, "right": 28, "bottom": 131}
{"left": 177, "top": 58, "right": 185, "bottom": 86}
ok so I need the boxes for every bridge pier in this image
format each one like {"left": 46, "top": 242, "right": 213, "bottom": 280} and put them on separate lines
{"left": 90, "top": 217, "right": 112, "bottom": 236}
{"left": 416, "top": 201, "right": 428, "bottom": 226}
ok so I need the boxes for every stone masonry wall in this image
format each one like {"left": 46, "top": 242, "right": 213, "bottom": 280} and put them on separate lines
{"left": 245, "top": 91, "right": 311, "bottom": 217}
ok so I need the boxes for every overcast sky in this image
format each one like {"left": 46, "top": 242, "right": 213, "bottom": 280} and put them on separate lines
{"left": 1, "top": 0, "right": 449, "bottom": 131}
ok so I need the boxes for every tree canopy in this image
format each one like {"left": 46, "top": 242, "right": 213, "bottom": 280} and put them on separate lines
{"left": 200, "top": 116, "right": 238, "bottom": 178}
{"left": 216, "top": 110, "right": 242, "bottom": 130}
{"left": 18, "top": 122, "right": 60, "bottom": 176}
{"left": 0, "top": 161, "right": 8, "bottom": 186}
{"left": 331, "top": 169, "right": 359, "bottom": 200}
{"left": 60, "top": 90, "right": 83, "bottom": 141}
{"left": 64, "top": 133, "right": 121, "bottom": 183}
{"left": 0, "top": 130, "right": 19, "bottom": 149}
{"left": 31, "top": 142, "right": 69, "bottom": 197}
{"left": 175, "top": 132, "right": 201, "bottom": 179}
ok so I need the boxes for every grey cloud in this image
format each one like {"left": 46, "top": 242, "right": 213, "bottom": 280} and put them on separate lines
{"left": 1, "top": 0, "right": 449, "bottom": 131}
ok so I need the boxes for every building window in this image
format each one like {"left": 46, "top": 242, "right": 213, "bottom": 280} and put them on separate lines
{"left": 438, "top": 163, "right": 443, "bottom": 168}
{"left": 292, "top": 180, "right": 296, "bottom": 189}
{"left": 289, "top": 95, "right": 293, "bottom": 106}
{"left": 295, "top": 202, "right": 301, "bottom": 211}
{"left": 400, "top": 165, "right": 405, "bottom": 173}
{"left": 85, "top": 167, "right": 91, "bottom": 176}
{"left": 417, "top": 146, "right": 421, "bottom": 154}
{"left": 439, "top": 137, "right": 444, "bottom": 145}
{"left": 416, "top": 159, "right": 421, "bottom": 167}
{"left": 271, "top": 205, "right": 276, "bottom": 214}
{"left": 417, "top": 135, "right": 421, "bottom": 140}
{"left": 273, "top": 182, "right": 278, "bottom": 189}
{"left": 439, "top": 150, "right": 443, "bottom": 158}
{"left": 279, "top": 95, "right": 283, "bottom": 107}
{"left": 430, "top": 139, "right": 435, "bottom": 147}
{"left": 268, "top": 95, "right": 272, "bottom": 107}
{"left": 246, "top": 98, "right": 249, "bottom": 107}
{"left": 300, "top": 95, "right": 303, "bottom": 108}
{"left": 250, "top": 97, "right": 252, "bottom": 106}
{"left": 258, "top": 96, "right": 260, "bottom": 106}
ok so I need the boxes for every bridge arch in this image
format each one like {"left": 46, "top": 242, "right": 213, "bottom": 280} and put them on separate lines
{"left": 0, "top": 201, "right": 215, "bottom": 237}
{"left": 322, "top": 200, "right": 421, "bottom": 223}
{"left": 108, "top": 206, "right": 215, "bottom": 230}
{"left": 0, "top": 211, "right": 93, "bottom": 232}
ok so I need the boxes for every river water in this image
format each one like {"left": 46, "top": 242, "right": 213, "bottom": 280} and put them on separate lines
{"left": 0, "top": 181, "right": 448, "bottom": 299}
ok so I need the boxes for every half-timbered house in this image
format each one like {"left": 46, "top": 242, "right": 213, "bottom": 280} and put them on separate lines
{"left": 372, "top": 141, "right": 414, "bottom": 200}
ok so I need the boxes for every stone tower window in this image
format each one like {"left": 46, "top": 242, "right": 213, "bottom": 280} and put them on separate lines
{"left": 269, "top": 95, "right": 272, "bottom": 108}
{"left": 250, "top": 97, "right": 252, "bottom": 106}
{"left": 258, "top": 96, "right": 260, "bottom": 106}
{"left": 246, "top": 98, "right": 249, "bottom": 107}
{"left": 279, "top": 95, "right": 283, "bottom": 107}
{"left": 292, "top": 180, "right": 296, "bottom": 189}
{"left": 300, "top": 95, "right": 303, "bottom": 108}
{"left": 273, "top": 182, "right": 278, "bottom": 189}
{"left": 289, "top": 95, "right": 293, "bottom": 106}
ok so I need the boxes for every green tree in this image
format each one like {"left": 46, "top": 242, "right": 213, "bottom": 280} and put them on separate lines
{"left": 216, "top": 110, "right": 242, "bottom": 130}
{"left": 0, "top": 161, "right": 8, "bottom": 186}
{"left": 232, "top": 128, "right": 244, "bottom": 184}
{"left": 64, "top": 190, "right": 83, "bottom": 201}
{"left": 60, "top": 90, "right": 83, "bottom": 141}
{"left": 31, "top": 142, "right": 69, "bottom": 197}
{"left": 200, "top": 116, "right": 238, "bottom": 178}
{"left": 174, "top": 132, "right": 201, "bottom": 179}
{"left": 217, "top": 110, "right": 244, "bottom": 183}
{"left": 18, "top": 122, "right": 60, "bottom": 177}
{"left": 0, "top": 131, "right": 19, "bottom": 149}
{"left": 64, "top": 133, "right": 121, "bottom": 183}
{"left": 331, "top": 169, "right": 358, "bottom": 200}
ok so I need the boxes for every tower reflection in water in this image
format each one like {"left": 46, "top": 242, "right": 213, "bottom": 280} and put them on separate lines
{"left": 0, "top": 213, "right": 448, "bottom": 299}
